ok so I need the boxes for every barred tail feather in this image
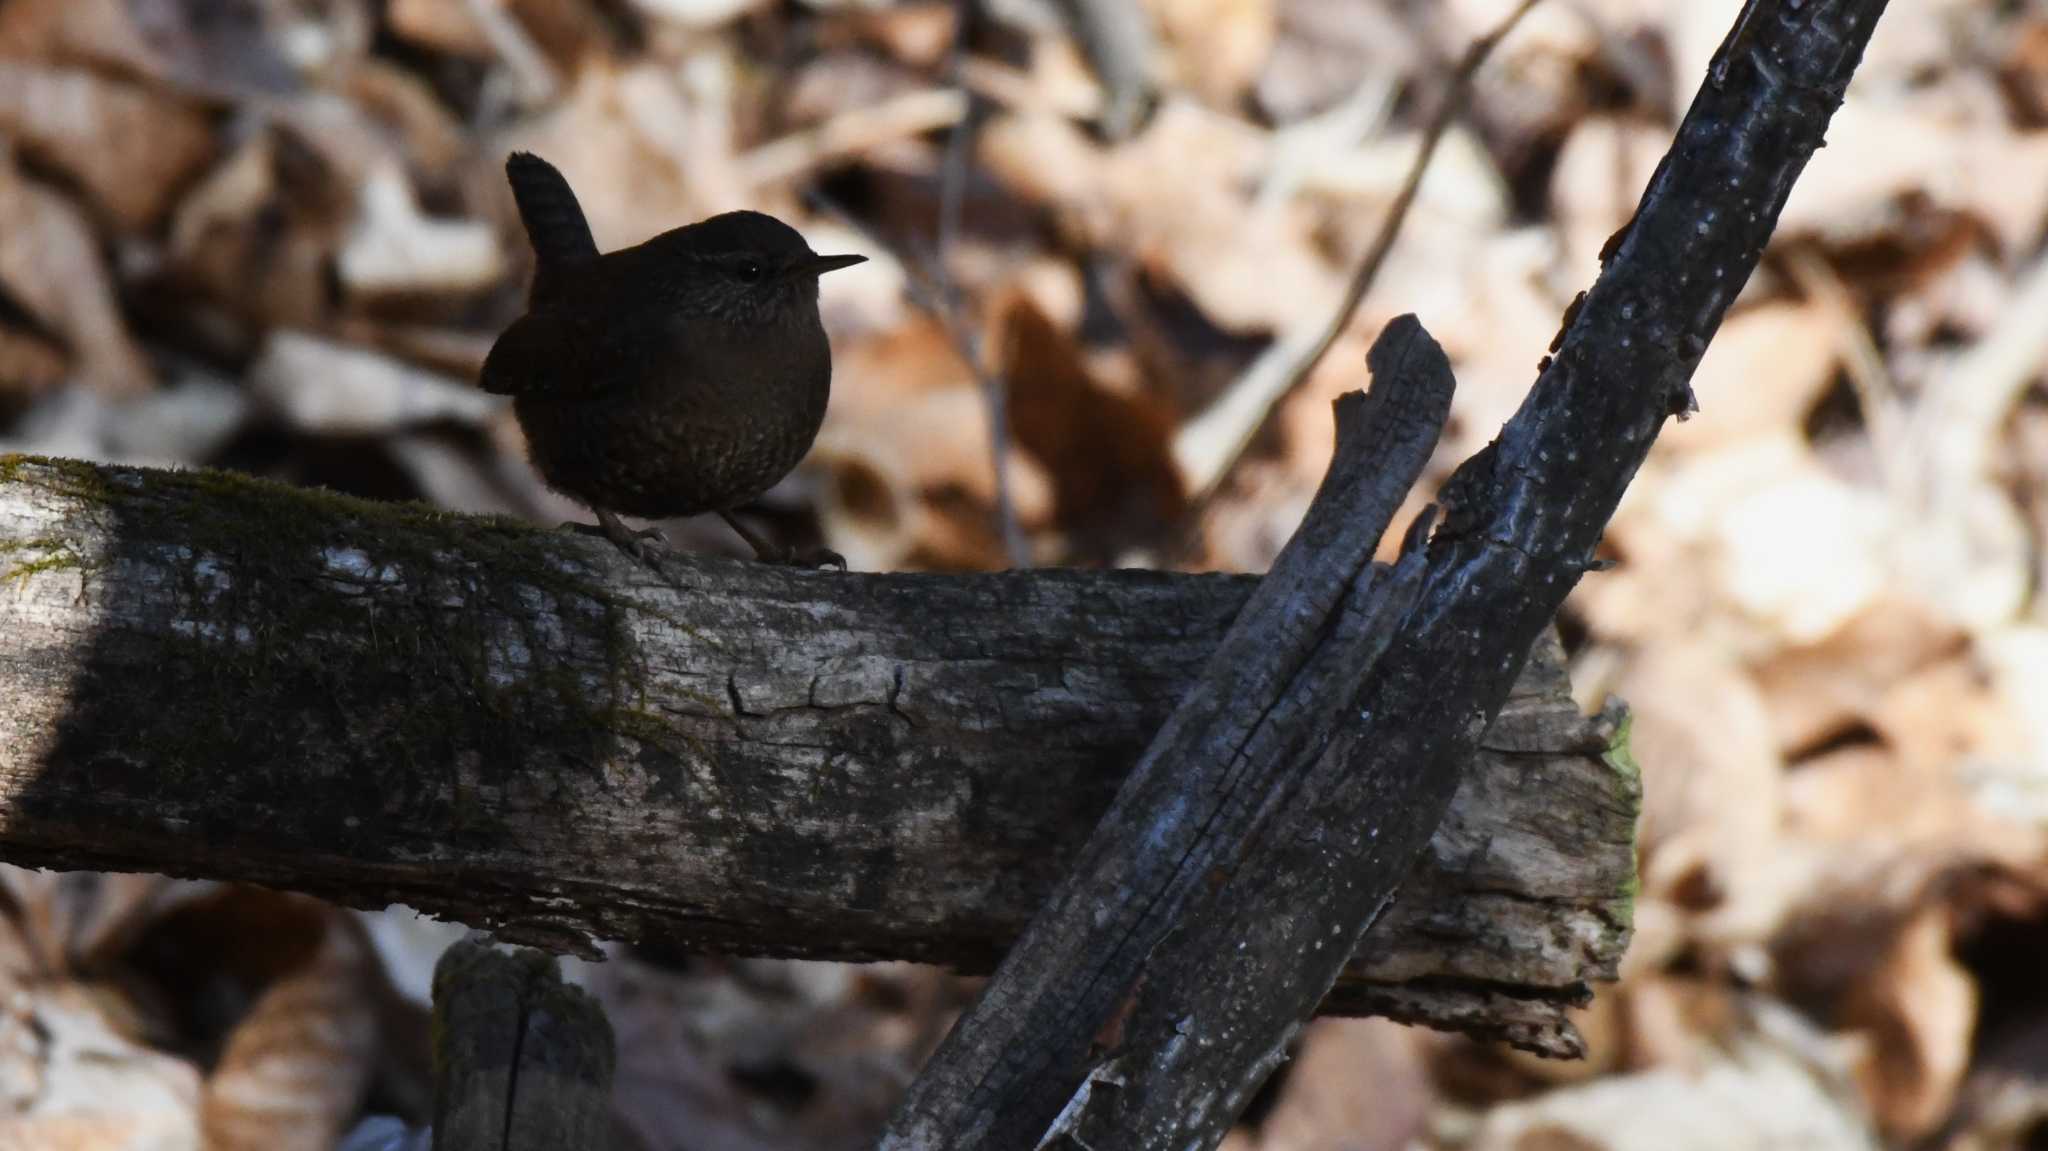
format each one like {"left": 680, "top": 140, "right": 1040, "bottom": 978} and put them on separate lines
{"left": 505, "top": 151, "right": 597, "bottom": 297}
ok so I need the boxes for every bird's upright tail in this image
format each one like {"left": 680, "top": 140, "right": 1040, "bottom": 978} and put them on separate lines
{"left": 504, "top": 151, "right": 598, "bottom": 301}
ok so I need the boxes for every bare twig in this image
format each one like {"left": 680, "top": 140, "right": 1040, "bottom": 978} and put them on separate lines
{"left": 1783, "top": 246, "right": 1912, "bottom": 498}
{"left": 934, "top": 11, "right": 1028, "bottom": 566}
{"left": 1053, "top": 0, "right": 1159, "bottom": 141}
{"left": 802, "top": 34, "right": 1031, "bottom": 567}
{"left": 738, "top": 89, "right": 967, "bottom": 189}
{"left": 460, "top": 0, "right": 559, "bottom": 108}
{"left": 1913, "top": 249, "right": 2048, "bottom": 499}
{"left": 1172, "top": 0, "right": 1545, "bottom": 559}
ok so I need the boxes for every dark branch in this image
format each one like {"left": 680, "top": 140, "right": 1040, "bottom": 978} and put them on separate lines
{"left": 882, "top": 1, "right": 1892, "bottom": 1148}
{"left": 879, "top": 317, "right": 1461, "bottom": 1148}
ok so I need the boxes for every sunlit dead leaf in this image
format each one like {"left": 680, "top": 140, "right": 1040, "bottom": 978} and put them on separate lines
{"left": 0, "top": 984, "right": 203, "bottom": 1151}
{"left": 997, "top": 292, "right": 1185, "bottom": 559}
{"left": 249, "top": 330, "right": 502, "bottom": 434}
{"left": 202, "top": 908, "right": 382, "bottom": 1151}
{"left": 1839, "top": 908, "right": 1976, "bottom": 1140}
{"left": 384, "top": 0, "right": 492, "bottom": 57}
{"left": 0, "top": 61, "right": 214, "bottom": 231}
{"left": 337, "top": 162, "right": 504, "bottom": 304}
{"left": 0, "top": 153, "right": 155, "bottom": 395}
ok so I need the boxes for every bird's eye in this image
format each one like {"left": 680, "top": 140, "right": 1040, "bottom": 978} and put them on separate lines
{"left": 734, "top": 261, "right": 764, "bottom": 284}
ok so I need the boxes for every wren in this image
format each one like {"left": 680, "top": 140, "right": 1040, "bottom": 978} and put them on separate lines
{"left": 481, "top": 152, "right": 865, "bottom": 566}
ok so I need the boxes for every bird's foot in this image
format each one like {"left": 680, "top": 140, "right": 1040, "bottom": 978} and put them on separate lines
{"left": 719, "top": 511, "right": 846, "bottom": 570}
{"left": 742, "top": 538, "right": 848, "bottom": 570}
{"left": 563, "top": 512, "right": 669, "bottom": 568}
{"left": 776, "top": 544, "right": 848, "bottom": 570}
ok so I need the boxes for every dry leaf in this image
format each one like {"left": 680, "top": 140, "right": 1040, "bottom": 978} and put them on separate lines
{"left": 490, "top": 61, "right": 708, "bottom": 253}
{"left": 815, "top": 316, "right": 1054, "bottom": 570}
{"left": 1253, "top": 0, "right": 1416, "bottom": 123}
{"left": 1465, "top": 1005, "right": 1879, "bottom": 1151}
{"left": 0, "top": 868, "right": 191, "bottom": 979}
{"left": 1547, "top": 117, "right": 1669, "bottom": 290}
{"left": 1616, "top": 974, "right": 1742, "bottom": 1071}
{"left": 1780, "top": 94, "right": 2048, "bottom": 252}
{"left": 337, "top": 162, "right": 504, "bottom": 304}
{"left": 0, "top": 320, "right": 69, "bottom": 398}
{"left": 1245, "top": 1018, "right": 1431, "bottom": 1151}
{"left": 997, "top": 292, "right": 1185, "bottom": 558}
{"left": 384, "top": 0, "right": 493, "bottom": 57}
{"left": 1621, "top": 641, "right": 1783, "bottom": 935}
{"left": 982, "top": 99, "right": 1342, "bottom": 334}
{"left": 629, "top": 0, "right": 768, "bottom": 30}
{"left": 504, "top": 0, "right": 615, "bottom": 76}
{"left": 1839, "top": 908, "right": 1977, "bottom": 1139}
{"left": 1150, "top": 0, "right": 1277, "bottom": 107}
{"left": 0, "top": 153, "right": 155, "bottom": 395}
{"left": 844, "top": 3, "right": 958, "bottom": 70}
{"left": 0, "top": 0, "right": 171, "bottom": 82}
{"left": 1873, "top": 656, "right": 2029, "bottom": 778}
{"left": 1753, "top": 599, "right": 1965, "bottom": 759}
{"left": 0, "top": 984, "right": 204, "bottom": 1151}
{"left": 1698, "top": 440, "right": 1891, "bottom": 645}
{"left": 202, "top": 909, "right": 382, "bottom": 1151}
{"left": 249, "top": 330, "right": 502, "bottom": 434}
{"left": 0, "top": 61, "right": 214, "bottom": 231}
{"left": 340, "top": 60, "right": 475, "bottom": 185}
{"left": 165, "top": 133, "right": 351, "bottom": 337}
{"left": 1662, "top": 302, "right": 1845, "bottom": 454}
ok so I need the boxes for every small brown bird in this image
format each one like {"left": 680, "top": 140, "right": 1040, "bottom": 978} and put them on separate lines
{"left": 482, "top": 152, "right": 865, "bottom": 565}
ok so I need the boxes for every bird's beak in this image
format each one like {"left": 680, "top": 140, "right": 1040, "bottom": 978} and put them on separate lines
{"left": 800, "top": 253, "right": 868, "bottom": 277}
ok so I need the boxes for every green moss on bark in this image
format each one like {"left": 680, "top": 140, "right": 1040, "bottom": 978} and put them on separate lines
{"left": 1601, "top": 710, "right": 1643, "bottom": 912}
{"left": 0, "top": 453, "right": 689, "bottom": 851}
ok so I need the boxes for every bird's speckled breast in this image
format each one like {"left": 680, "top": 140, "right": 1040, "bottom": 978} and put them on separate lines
{"left": 517, "top": 322, "right": 832, "bottom": 519}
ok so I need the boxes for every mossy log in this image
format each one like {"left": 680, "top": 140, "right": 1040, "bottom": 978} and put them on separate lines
{"left": 0, "top": 453, "right": 1637, "bottom": 1057}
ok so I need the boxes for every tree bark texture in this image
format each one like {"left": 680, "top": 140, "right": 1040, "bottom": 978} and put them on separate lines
{"left": 0, "top": 452, "right": 1635, "bottom": 1059}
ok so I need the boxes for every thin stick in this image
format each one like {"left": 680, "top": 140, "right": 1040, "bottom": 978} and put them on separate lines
{"left": 804, "top": 184, "right": 1030, "bottom": 567}
{"left": 1055, "top": 0, "right": 1159, "bottom": 141}
{"left": 805, "top": 6, "right": 1030, "bottom": 568}
{"left": 933, "top": 10, "right": 1029, "bottom": 567}
{"left": 1173, "top": 0, "right": 1545, "bottom": 560}
{"left": 738, "top": 89, "right": 967, "bottom": 189}
{"left": 1782, "top": 246, "right": 1912, "bottom": 500}
{"left": 461, "top": 0, "right": 559, "bottom": 107}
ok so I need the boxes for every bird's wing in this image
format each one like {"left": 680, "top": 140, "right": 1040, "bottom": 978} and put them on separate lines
{"left": 480, "top": 297, "right": 676, "bottom": 400}
{"left": 479, "top": 309, "right": 584, "bottom": 398}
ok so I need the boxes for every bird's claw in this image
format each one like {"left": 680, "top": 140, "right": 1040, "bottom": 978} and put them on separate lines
{"left": 783, "top": 545, "right": 847, "bottom": 570}
{"left": 718, "top": 511, "right": 845, "bottom": 570}
{"left": 747, "top": 539, "right": 847, "bottom": 569}
{"left": 564, "top": 515, "right": 669, "bottom": 568}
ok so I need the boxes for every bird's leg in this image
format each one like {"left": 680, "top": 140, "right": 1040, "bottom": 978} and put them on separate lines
{"left": 562, "top": 509, "right": 668, "bottom": 566}
{"left": 718, "top": 511, "right": 846, "bottom": 570}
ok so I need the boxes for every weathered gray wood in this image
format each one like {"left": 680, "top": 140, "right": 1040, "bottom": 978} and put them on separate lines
{"left": 878, "top": 316, "right": 1462, "bottom": 1149}
{"left": 1030, "top": 2, "right": 1893, "bottom": 1148}
{"left": 433, "top": 937, "right": 614, "bottom": 1151}
{"left": 0, "top": 452, "right": 1634, "bottom": 1056}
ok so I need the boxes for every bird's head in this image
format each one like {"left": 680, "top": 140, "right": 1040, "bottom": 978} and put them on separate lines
{"left": 660, "top": 210, "right": 866, "bottom": 328}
